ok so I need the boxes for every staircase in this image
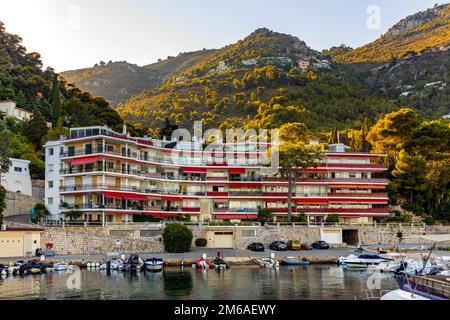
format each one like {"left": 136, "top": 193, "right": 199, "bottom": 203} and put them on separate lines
{"left": 241, "top": 227, "right": 280, "bottom": 249}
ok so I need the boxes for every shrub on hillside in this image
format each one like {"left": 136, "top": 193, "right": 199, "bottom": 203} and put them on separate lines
{"left": 195, "top": 238, "right": 207, "bottom": 247}
{"left": 162, "top": 223, "right": 193, "bottom": 253}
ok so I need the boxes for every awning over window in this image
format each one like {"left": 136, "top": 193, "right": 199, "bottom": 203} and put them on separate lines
{"left": 229, "top": 183, "right": 262, "bottom": 188}
{"left": 71, "top": 156, "right": 100, "bottom": 166}
{"left": 182, "top": 167, "right": 207, "bottom": 174}
{"left": 162, "top": 196, "right": 182, "bottom": 202}
{"left": 103, "top": 192, "right": 148, "bottom": 201}
{"left": 142, "top": 213, "right": 163, "bottom": 218}
{"left": 215, "top": 214, "right": 257, "bottom": 220}
{"left": 228, "top": 168, "right": 246, "bottom": 174}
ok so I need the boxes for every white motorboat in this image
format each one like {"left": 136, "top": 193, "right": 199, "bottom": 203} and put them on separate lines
{"left": 144, "top": 258, "right": 164, "bottom": 272}
{"left": 338, "top": 254, "right": 392, "bottom": 269}
{"left": 373, "top": 261, "right": 401, "bottom": 273}
{"left": 52, "top": 262, "right": 69, "bottom": 271}
{"left": 100, "top": 253, "right": 124, "bottom": 270}
{"left": 253, "top": 257, "right": 279, "bottom": 268}
{"left": 381, "top": 289, "right": 430, "bottom": 300}
{"left": 395, "top": 259, "right": 438, "bottom": 276}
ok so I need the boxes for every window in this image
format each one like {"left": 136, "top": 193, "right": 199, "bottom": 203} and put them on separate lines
{"left": 48, "top": 148, "right": 54, "bottom": 156}
{"left": 48, "top": 164, "right": 54, "bottom": 172}
{"left": 14, "top": 167, "right": 22, "bottom": 172}
{"left": 48, "top": 197, "right": 53, "bottom": 205}
{"left": 48, "top": 181, "right": 54, "bottom": 188}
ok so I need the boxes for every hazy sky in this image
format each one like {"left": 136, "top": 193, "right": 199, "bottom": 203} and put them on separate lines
{"left": 0, "top": 0, "right": 448, "bottom": 72}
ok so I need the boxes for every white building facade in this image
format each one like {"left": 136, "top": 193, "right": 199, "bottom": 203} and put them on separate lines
{"left": 1, "top": 158, "right": 33, "bottom": 196}
{"left": 0, "top": 100, "right": 33, "bottom": 121}
{"left": 44, "top": 140, "right": 62, "bottom": 217}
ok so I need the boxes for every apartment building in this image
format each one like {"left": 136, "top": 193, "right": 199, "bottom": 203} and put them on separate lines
{"left": 44, "top": 126, "right": 390, "bottom": 225}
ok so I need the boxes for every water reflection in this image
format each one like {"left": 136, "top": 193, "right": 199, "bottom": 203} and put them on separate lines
{"left": 0, "top": 266, "right": 398, "bottom": 300}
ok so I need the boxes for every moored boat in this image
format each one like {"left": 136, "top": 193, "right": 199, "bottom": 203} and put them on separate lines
{"left": 338, "top": 254, "right": 391, "bottom": 269}
{"left": 253, "top": 257, "right": 279, "bottom": 268}
{"left": 195, "top": 258, "right": 213, "bottom": 269}
{"left": 100, "top": 253, "right": 124, "bottom": 270}
{"left": 280, "top": 257, "right": 310, "bottom": 266}
{"left": 145, "top": 258, "right": 164, "bottom": 272}
{"left": 52, "top": 262, "right": 69, "bottom": 271}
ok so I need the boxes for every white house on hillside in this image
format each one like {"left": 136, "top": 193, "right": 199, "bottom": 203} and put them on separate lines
{"left": 0, "top": 158, "right": 33, "bottom": 196}
{"left": 0, "top": 100, "right": 33, "bottom": 121}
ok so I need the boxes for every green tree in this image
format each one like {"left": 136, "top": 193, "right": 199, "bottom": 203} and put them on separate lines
{"left": 367, "top": 108, "right": 421, "bottom": 169}
{"left": 0, "top": 121, "right": 12, "bottom": 173}
{"left": 0, "top": 186, "right": 6, "bottom": 224}
{"left": 162, "top": 223, "right": 193, "bottom": 253}
{"left": 21, "top": 108, "right": 48, "bottom": 150}
{"left": 278, "top": 123, "right": 323, "bottom": 221}
{"left": 257, "top": 208, "right": 273, "bottom": 225}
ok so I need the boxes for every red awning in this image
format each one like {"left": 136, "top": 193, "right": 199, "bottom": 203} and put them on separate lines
{"left": 182, "top": 167, "right": 207, "bottom": 174}
{"left": 162, "top": 196, "right": 182, "bottom": 202}
{"left": 213, "top": 199, "right": 229, "bottom": 203}
{"left": 215, "top": 214, "right": 258, "bottom": 220}
{"left": 142, "top": 213, "right": 163, "bottom": 218}
{"left": 228, "top": 168, "right": 246, "bottom": 174}
{"left": 163, "top": 213, "right": 181, "bottom": 217}
{"left": 146, "top": 195, "right": 162, "bottom": 200}
{"left": 71, "top": 156, "right": 100, "bottom": 166}
{"left": 229, "top": 183, "right": 262, "bottom": 188}
{"left": 103, "top": 192, "right": 148, "bottom": 201}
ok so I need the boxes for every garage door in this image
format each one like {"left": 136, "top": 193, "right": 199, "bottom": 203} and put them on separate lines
{"left": 320, "top": 228, "right": 343, "bottom": 244}
{"left": 0, "top": 236, "right": 24, "bottom": 258}
{"left": 214, "top": 232, "right": 234, "bottom": 248}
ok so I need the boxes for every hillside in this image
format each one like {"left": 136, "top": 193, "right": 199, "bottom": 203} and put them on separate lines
{"left": 334, "top": 3, "right": 450, "bottom": 63}
{"left": 61, "top": 50, "right": 215, "bottom": 105}
{"left": 116, "top": 29, "right": 398, "bottom": 132}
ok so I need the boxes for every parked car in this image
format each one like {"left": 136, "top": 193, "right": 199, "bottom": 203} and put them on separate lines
{"left": 269, "top": 241, "right": 288, "bottom": 251}
{"left": 247, "top": 242, "right": 265, "bottom": 252}
{"left": 287, "top": 240, "right": 302, "bottom": 251}
{"left": 301, "top": 243, "right": 313, "bottom": 250}
{"left": 312, "top": 241, "right": 330, "bottom": 250}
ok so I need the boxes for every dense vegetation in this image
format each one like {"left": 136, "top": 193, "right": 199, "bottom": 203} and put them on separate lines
{"left": 0, "top": 21, "right": 137, "bottom": 178}
{"left": 116, "top": 29, "right": 400, "bottom": 133}
{"left": 334, "top": 4, "right": 450, "bottom": 63}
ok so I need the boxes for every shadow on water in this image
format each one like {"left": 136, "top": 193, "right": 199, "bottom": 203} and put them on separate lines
{"left": 163, "top": 268, "right": 193, "bottom": 299}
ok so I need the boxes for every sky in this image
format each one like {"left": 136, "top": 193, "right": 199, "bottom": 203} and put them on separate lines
{"left": 0, "top": 0, "right": 448, "bottom": 72}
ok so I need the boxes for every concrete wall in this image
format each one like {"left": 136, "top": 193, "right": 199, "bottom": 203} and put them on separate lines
{"left": 4, "top": 191, "right": 43, "bottom": 217}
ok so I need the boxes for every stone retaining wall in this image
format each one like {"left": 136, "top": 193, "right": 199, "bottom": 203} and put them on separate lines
{"left": 4, "top": 191, "right": 43, "bottom": 217}
{"left": 41, "top": 227, "right": 163, "bottom": 255}
{"left": 39, "top": 224, "right": 450, "bottom": 254}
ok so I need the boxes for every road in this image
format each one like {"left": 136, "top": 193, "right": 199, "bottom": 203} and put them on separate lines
{"left": 0, "top": 247, "right": 356, "bottom": 264}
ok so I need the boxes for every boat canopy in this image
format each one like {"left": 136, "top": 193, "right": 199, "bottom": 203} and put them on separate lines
{"left": 106, "top": 252, "right": 121, "bottom": 258}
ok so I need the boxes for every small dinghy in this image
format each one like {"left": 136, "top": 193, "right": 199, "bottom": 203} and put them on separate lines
{"left": 280, "top": 257, "right": 310, "bottom": 266}
{"left": 253, "top": 257, "right": 279, "bottom": 268}
{"left": 144, "top": 258, "right": 164, "bottom": 272}
{"left": 195, "top": 258, "right": 213, "bottom": 269}
{"left": 52, "top": 262, "right": 69, "bottom": 271}
{"left": 212, "top": 257, "right": 228, "bottom": 270}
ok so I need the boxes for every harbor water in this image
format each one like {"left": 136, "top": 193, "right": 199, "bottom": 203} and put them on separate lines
{"left": 0, "top": 265, "right": 399, "bottom": 300}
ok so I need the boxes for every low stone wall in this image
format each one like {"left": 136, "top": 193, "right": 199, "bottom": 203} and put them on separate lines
{"left": 39, "top": 224, "right": 450, "bottom": 255}
{"left": 41, "top": 227, "right": 163, "bottom": 255}
{"left": 4, "top": 191, "right": 43, "bottom": 217}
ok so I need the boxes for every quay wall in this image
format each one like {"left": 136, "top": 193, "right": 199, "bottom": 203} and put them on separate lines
{"left": 39, "top": 224, "right": 450, "bottom": 255}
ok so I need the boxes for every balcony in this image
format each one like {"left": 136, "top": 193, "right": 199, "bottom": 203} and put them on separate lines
{"left": 328, "top": 193, "right": 388, "bottom": 198}
{"left": 59, "top": 184, "right": 206, "bottom": 197}
{"left": 229, "top": 191, "right": 264, "bottom": 197}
